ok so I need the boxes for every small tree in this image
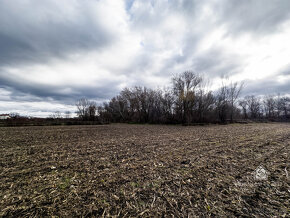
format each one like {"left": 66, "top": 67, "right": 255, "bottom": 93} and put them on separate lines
{"left": 64, "top": 111, "right": 71, "bottom": 119}
{"left": 50, "top": 111, "right": 62, "bottom": 119}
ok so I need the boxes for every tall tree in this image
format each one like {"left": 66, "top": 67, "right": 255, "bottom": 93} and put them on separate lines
{"left": 228, "top": 81, "right": 244, "bottom": 122}
{"left": 172, "top": 71, "right": 202, "bottom": 124}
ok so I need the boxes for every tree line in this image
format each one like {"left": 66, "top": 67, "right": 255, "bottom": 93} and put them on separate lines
{"left": 76, "top": 71, "right": 290, "bottom": 124}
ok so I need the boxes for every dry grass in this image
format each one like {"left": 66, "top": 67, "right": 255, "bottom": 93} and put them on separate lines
{"left": 0, "top": 123, "right": 289, "bottom": 217}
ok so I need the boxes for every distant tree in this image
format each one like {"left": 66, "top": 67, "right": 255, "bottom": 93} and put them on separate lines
{"left": 216, "top": 78, "right": 243, "bottom": 123}
{"left": 239, "top": 99, "right": 248, "bottom": 119}
{"left": 95, "top": 73, "right": 289, "bottom": 124}
{"left": 76, "top": 98, "right": 97, "bottom": 120}
{"left": 107, "top": 95, "right": 129, "bottom": 122}
{"left": 88, "top": 101, "right": 97, "bottom": 120}
{"left": 161, "top": 88, "right": 174, "bottom": 122}
{"left": 216, "top": 83, "right": 229, "bottom": 123}
{"left": 76, "top": 98, "right": 90, "bottom": 119}
{"left": 277, "top": 97, "right": 290, "bottom": 119}
{"left": 245, "top": 95, "right": 261, "bottom": 119}
{"left": 64, "top": 111, "right": 71, "bottom": 119}
{"left": 172, "top": 71, "right": 202, "bottom": 124}
{"left": 148, "top": 88, "right": 163, "bottom": 123}
{"left": 228, "top": 81, "right": 244, "bottom": 122}
{"left": 10, "top": 112, "right": 20, "bottom": 119}
{"left": 98, "top": 103, "right": 112, "bottom": 123}
{"left": 50, "top": 111, "right": 62, "bottom": 119}
{"left": 263, "top": 95, "right": 276, "bottom": 119}
{"left": 56, "top": 111, "right": 62, "bottom": 118}
{"left": 195, "top": 81, "right": 215, "bottom": 122}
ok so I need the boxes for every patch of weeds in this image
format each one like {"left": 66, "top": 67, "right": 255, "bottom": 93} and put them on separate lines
{"left": 131, "top": 182, "right": 139, "bottom": 188}
{"left": 119, "top": 189, "right": 126, "bottom": 197}
{"left": 138, "top": 200, "right": 146, "bottom": 207}
{"left": 206, "top": 205, "right": 211, "bottom": 211}
{"left": 97, "top": 199, "right": 109, "bottom": 207}
{"left": 58, "top": 176, "right": 71, "bottom": 190}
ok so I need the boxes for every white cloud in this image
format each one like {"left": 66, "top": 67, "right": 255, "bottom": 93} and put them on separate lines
{"left": 0, "top": 100, "right": 76, "bottom": 117}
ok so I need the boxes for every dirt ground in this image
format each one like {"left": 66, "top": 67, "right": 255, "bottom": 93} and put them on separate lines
{"left": 0, "top": 123, "right": 289, "bottom": 217}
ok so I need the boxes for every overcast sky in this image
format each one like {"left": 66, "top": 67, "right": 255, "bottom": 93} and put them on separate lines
{"left": 0, "top": 0, "right": 290, "bottom": 117}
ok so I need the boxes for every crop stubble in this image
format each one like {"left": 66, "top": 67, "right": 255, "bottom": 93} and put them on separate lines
{"left": 0, "top": 123, "right": 289, "bottom": 217}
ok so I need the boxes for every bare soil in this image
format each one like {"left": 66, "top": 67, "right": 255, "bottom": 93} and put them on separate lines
{"left": 0, "top": 123, "right": 289, "bottom": 217}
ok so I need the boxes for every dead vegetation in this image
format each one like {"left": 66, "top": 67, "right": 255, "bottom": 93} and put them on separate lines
{"left": 0, "top": 123, "right": 289, "bottom": 217}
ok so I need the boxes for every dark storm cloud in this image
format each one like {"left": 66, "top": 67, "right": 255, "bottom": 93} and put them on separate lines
{"left": 0, "top": 71, "right": 120, "bottom": 104}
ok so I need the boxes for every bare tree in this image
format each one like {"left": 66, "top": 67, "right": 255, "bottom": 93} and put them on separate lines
{"left": 216, "top": 77, "right": 243, "bottom": 123}
{"left": 263, "top": 95, "right": 276, "bottom": 119}
{"left": 172, "top": 71, "right": 202, "bottom": 124}
{"left": 50, "top": 111, "right": 62, "bottom": 119}
{"left": 228, "top": 81, "right": 244, "bottom": 122}
{"left": 196, "top": 80, "right": 215, "bottom": 122}
{"left": 277, "top": 97, "right": 290, "bottom": 119}
{"left": 97, "top": 73, "right": 288, "bottom": 124}
{"left": 64, "top": 111, "right": 71, "bottom": 119}
{"left": 76, "top": 98, "right": 90, "bottom": 119}
{"left": 245, "top": 95, "right": 261, "bottom": 119}
{"left": 161, "top": 87, "right": 174, "bottom": 122}
{"left": 9, "top": 112, "right": 20, "bottom": 119}
{"left": 216, "top": 79, "right": 230, "bottom": 123}
{"left": 88, "top": 101, "right": 97, "bottom": 120}
{"left": 239, "top": 100, "right": 248, "bottom": 119}
{"left": 76, "top": 98, "right": 97, "bottom": 120}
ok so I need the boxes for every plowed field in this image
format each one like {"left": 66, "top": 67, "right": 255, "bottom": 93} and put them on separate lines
{"left": 1, "top": 124, "right": 289, "bottom": 217}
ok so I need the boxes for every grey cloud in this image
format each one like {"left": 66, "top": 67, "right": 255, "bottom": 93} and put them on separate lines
{"left": 0, "top": 0, "right": 122, "bottom": 111}
{"left": 0, "top": 0, "right": 115, "bottom": 67}
{"left": 1, "top": 0, "right": 290, "bottom": 116}
{"left": 156, "top": 46, "right": 244, "bottom": 81}
{"left": 191, "top": 49, "right": 245, "bottom": 78}
{"left": 0, "top": 72, "right": 121, "bottom": 104}
{"left": 129, "top": 0, "right": 202, "bottom": 29}
{"left": 279, "top": 65, "right": 290, "bottom": 76}
{"left": 217, "top": 0, "right": 290, "bottom": 35}
{"left": 243, "top": 77, "right": 290, "bottom": 96}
